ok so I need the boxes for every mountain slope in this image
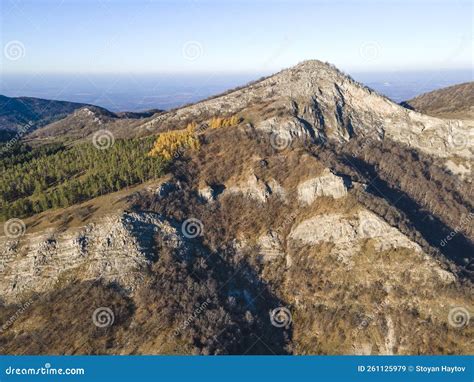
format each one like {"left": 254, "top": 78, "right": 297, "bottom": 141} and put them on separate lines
{"left": 0, "top": 95, "right": 105, "bottom": 133}
{"left": 402, "top": 82, "right": 474, "bottom": 119}
{"left": 0, "top": 95, "right": 163, "bottom": 142}
{"left": 26, "top": 106, "right": 163, "bottom": 143}
{"left": 137, "top": 61, "right": 472, "bottom": 171}
{"left": 0, "top": 61, "right": 472, "bottom": 355}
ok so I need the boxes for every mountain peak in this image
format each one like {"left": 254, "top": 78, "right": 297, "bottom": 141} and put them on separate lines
{"left": 139, "top": 60, "right": 471, "bottom": 175}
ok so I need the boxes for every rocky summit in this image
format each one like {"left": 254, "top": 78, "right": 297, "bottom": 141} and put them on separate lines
{"left": 0, "top": 60, "right": 472, "bottom": 355}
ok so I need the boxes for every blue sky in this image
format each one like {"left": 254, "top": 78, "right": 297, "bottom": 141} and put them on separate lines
{"left": 1, "top": 0, "right": 472, "bottom": 74}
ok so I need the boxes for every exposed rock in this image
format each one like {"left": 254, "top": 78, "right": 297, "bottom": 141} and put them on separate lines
{"left": 444, "top": 159, "right": 472, "bottom": 180}
{"left": 226, "top": 173, "right": 286, "bottom": 203}
{"left": 297, "top": 168, "right": 348, "bottom": 204}
{"left": 0, "top": 212, "right": 186, "bottom": 302}
{"left": 256, "top": 116, "right": 314, "bottom": 146}
{"left": 289, "top": 209, "right": 434, "bottom": 268}
{"left": 257, "top": 231, "right": 285, "bottom": 263}
{"left": 138, "top": 60, "right": 473, "bottom": 164}
{"left": 198, "top": 186, "right": 216, "bottom": 202}
{"left": 267, "top": 178, "right": 287, "bottom": 201}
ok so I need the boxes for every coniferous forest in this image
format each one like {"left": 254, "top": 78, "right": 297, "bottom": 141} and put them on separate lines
{"left": 0, "top": 137, "right": 166, "bottom": 220}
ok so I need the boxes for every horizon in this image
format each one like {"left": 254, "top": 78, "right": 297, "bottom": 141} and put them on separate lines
{"left": 1, "top": 0, "right": 472, "bottom": 75}
{"left": 0, "top": 65, "right": 472, "bottom": 112}
{"left": 2, "top": 0, "right": 472, "bottom": 111}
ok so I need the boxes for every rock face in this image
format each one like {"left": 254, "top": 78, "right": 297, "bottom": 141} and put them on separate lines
{"left": 289, "top": 209, "right": 427, "bottom": 266}
{"left": 257, "top": 231, "right": 285, "bottom": 263}
{"left": 0, "top": 212, "right": 186, "bottom": 302}
{"left": 255, "top": 116, "right": 314, "bottom": 145}
{"left": 297, "top": 169, "right": 348, "bottom": 204}
{"left": 138, "top": 60, "right": 473, "bottom": 165}
{"left": 226, "top": 173, "right": 286, "bottom": 203}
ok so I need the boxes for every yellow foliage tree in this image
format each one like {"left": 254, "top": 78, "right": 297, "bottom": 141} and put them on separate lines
{"left": 209, "top": 115, "right": 240, "bottom": 129}
{"left": 148, "top": 122, "right": 199, "bottom": 160}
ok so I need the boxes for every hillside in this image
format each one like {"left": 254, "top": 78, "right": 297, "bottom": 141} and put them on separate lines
{"left": 0, "top": 95, "right": 104, "bottom": 135}
{"left": 0, "top": 60, "right": 472, "bottom": 355}
{"left": 401, "top": 82, "right": 474, "bottom": 119}
{"left": 0, "top": 95, "right": 163, "bottom": 143}
{"left": 26, "top": 106, "right": 163, "bottom": 143}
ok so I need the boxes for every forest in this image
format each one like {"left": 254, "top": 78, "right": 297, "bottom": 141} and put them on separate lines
{"left": 0, "top": 137, "right": 166, "bottom": 220}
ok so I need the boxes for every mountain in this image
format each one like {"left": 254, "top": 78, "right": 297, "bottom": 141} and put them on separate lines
{"left": 401, "top": 82, "right": 474, "bottom": 120}
{"left": 27, "top": 106, "right": 163, "bottom": 142}
{"left": 0, "top": 61, "right": 472, "bottom": 355}
{"left": 0, "top": 95, "right": 163, "bottom": 142}
{"left": 137, "top": 61, "right": 472, "bottom": 176}
{"left": 0, "top": 95, "right": 103, "bottom": 134}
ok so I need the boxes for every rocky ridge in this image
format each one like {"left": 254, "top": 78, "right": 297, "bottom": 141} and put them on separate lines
{"left": 0, "top": 60, "right": 472, "bottom": 355}
{"left": 138, "top": 60, "right": 472, "bottom": 173}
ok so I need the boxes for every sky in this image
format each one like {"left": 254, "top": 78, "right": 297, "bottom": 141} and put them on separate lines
{"left": 1, "top": 0, "right": 472, "bottom": 75}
